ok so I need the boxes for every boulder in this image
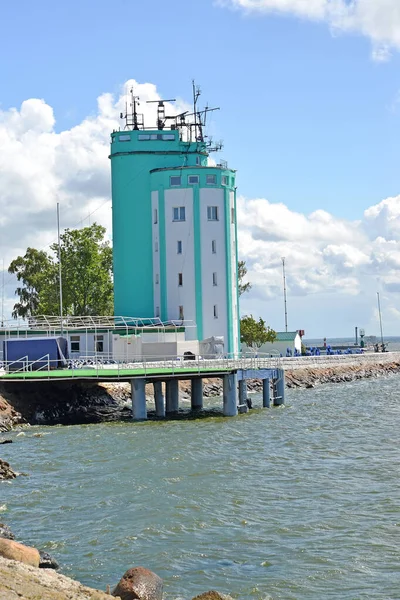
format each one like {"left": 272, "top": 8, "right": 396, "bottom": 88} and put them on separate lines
{"left": 39, "top": 550, "right": 59, "bottom": 569}
{"left": 0, "top": 523, "right": 15, "bottom": 540}
{"left": 0, "top": 538, "right": 40, "bottom": 567}
{"left": 0, "top": 459, "right": 17, "bottom": 480}
{"left": 192, "top": 592, "right": 234, "bottom": 600}
{"left": 112, "top": 566, "right": 163, "bottom": 600}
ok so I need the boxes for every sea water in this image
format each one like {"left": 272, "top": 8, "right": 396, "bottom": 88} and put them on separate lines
{"left": 1, "top": 375, "right": 399, "bottom": 599}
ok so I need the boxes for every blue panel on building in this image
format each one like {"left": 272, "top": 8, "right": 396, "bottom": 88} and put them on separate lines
{"left": 3, "top": 337, "right": 69, "bottom": 370}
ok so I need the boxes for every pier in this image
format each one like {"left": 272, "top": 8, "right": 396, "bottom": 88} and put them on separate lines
{"left": 0, "top": 355, "right": 285, "bottom": 419}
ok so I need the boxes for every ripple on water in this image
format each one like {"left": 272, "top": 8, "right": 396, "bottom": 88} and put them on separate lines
{"left": 1, "top": 375, "right": 400, "bottom": 599}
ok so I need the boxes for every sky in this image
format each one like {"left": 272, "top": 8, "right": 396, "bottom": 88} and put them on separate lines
{"left": 2, "top": 0, "right": 400, "bottom": 338}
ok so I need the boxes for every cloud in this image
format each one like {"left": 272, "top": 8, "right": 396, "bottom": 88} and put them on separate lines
{"left": 2, "top": 80, "right": 400, "bottom": 336}
{"left": 220, "top": 0, "right": 400, "bottom": 60}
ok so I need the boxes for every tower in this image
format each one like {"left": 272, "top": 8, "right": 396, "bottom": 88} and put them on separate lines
{"left": 110, "top": 85, "right": 239, "bottom": 354}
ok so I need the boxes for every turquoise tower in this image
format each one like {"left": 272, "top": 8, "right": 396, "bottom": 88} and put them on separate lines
{"left": 110, "top": 87, "right": 240, "bottom": 354}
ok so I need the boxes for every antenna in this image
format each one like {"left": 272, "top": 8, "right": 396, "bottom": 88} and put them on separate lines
{"left": 377, "top": 292, "right": 384, "bottom": 346}
{"left": 120, "top": 88, "right": 144, "bottom": 130}
{"left": 1, "top": 258, "right": 4, "bottom": 328}
{"left": 57, "top": 203, "right": 63, "bottom": 335}
{"left": 282, "top": 257, "right": 288, "bottom": 332}
{"left": 146, "top": 99, "right": 176, "bottom": 130}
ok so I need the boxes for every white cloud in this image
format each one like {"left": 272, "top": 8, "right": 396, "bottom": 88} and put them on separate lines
{"left": 2, "top": 80, "right": 400, "bottom": 336}
{"left": 221, "top": 0, "right": 400, "bottom": 60}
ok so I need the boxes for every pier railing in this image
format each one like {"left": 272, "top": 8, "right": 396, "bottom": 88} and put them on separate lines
{"left": 0, "top": 352, "right": 281, "bottom": 380}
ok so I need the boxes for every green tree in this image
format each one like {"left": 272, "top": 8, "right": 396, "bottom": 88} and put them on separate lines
{"left": 240, "top": 314, "right": 276, "bottom": 349}
{"left": 9, "top": 224, "right": 113, "bottom": 318}
{"left": 238, "top": 260, "right": 252, "bottom": 296}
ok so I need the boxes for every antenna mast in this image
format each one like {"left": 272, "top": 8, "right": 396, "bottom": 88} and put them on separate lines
{"left": 377, "top": 292, "right": 384, "bottom": 346}
{"left": 282, "top": 257, "right": 288, "bottom": 332}
{"left": 1, "top": 258, "right": 4, "bottom": 328}
{"left": 57, "top": 203, "right": 63, "bottom": 335}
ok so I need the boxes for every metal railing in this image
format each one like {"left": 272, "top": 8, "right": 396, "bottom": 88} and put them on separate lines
{"left": 0, "top": 352, "right": 281, "bottom": 380}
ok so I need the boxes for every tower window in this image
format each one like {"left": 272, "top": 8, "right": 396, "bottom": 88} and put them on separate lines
{"left": 179, "top": 305, "right": 184, "bottom": 320}
{"left": 170, "top": 176, "right": 181, "bottom": 187}
{"left": 119, "top": 134, "right": 131, "bottom": 142}
{"left": 155, "top": 274, "right": 159, "bottom": 284}
{"left": 213, "top": 305, "right": 218, "bottom": 319}
{"left": 188, "top": 175, "right": 199, "bottom": 185}
{"left": 155, "top": 241, "right": 158, "bottom": 252}
{"left": 213, "top": 272, "right": 218, "bottom": 286}
{"left": 173, "top": 207, "right": 186, "bottom": 221}
{"left": 196, "top": 156, "right": 201, "bottom": 165}
{"left": 206, "top": 174, "right": 216, "bottom": 185}
{"left": 207, "top": 206, "right": 219, "bottom": 221}
{"left": 178, "top": 273, "right": 183, "bottom": 286}
{"left": 212, "top": 240, "right": 217, "bottom": 254}
{"left": 222, "top": 175, "right": 228, "bottom": 186}
{"left": 138, "top": 134, "right": 150, "bottom": 141}
{"left": 177, "top": 240, "right": 182, "bottom": 254}
{"left": 155, "top": 306, "right": 160, "bottom": 318}
{"left": 162, "top": 134, "right": 175, "bottom": 141}
{"left": 231, "top": 207, "right": 235, "bottom": 223}
{"left": 153, "top": 209, "right": 158, "bottom": 224}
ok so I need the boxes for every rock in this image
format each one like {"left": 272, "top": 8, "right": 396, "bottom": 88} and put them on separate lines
{"left": 0, "top": 459, "right": 17, "bottom": 480}
{"left": 112, "top": 566, "right": 163, "bottom": 600}
{"left": 192, "top": 592, "right": 234, "bottom": 600}
{"left": 0, "top": 539, "right": 40, "bottom": 567}
{"left": 39, "top": 550, "right": 59, "bottom": 569}
{"left": 0, "top": 523, "right": 15, "bottom": 540}
{"left": 0, "top": 439, "right": 12, "bottom": 444}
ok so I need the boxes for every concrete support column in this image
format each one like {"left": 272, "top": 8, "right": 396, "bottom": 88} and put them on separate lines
{"left": 131, "top": 378, "right": 147, "bottom": 421}
{"left": 262, "top": 378, "right": 271, "bottom": 408}
{"left": 191, "top": 378, "right": 203, "bottom": 410}
{"left": 273, "top": 370, "right": 285, "bottom": 406}
{"left": 223, "top": 373, "right": 238, "bottom": 417}
{"left": 238, "top": 379, "right": 247, "bottom": 405}
{"left": 166, "top": 379, "right": 179, "bottom": 414}
{"left": 153, "top": 381, "right": 165, "bottom": 418}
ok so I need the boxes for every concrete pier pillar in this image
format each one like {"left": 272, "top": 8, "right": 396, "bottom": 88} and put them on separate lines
{"left": 262, "top": 378, "right": 271, "bottom": 408}
{"left": 153, "top": 381, "right": 165, "bottom": 418}
{"left": 223, "top": 373, "right": 238, "bottom": 417}
{"left": 238, "top": 379, "right": 247, "bottom": 405}
{"left": 131, "top": 378, "right": 147, "bottom": 421}
{"left": 273, "top": 370, "right": 285, "bottom": 406}
{"left": 191, "top": 378, "right": 203, "bottom": 410}
{"left": 166, "top": 379, "right": 179, "bottom": 414}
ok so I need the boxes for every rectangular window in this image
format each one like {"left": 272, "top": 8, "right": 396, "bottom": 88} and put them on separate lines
{"left": 95, "top": 335, "right": 104, "bottom": 353}
{"left": 206, "top": 174, "right": 216, "bottom": 185}
{"left": 178, "top": 272, "right": 183, "bottom": 286}
{"left": 155, "top": 306, "right": 160, "bottom": 318}
{"left": 231, "top": 207, "right": 235, "bottom": 223}
{"left": 207, "top": 206, "right": 219, "bottom": 221}
{"left": 119, "top": 134, "right": 131, "bottom": 142}
{"left": 173, "top": 207, "right": 186, "bottom": 221}
{"left": 196, "top": 156, "right": 201, "bottom": 165}
{"left": 212, "top": 240, "right": 217, "bottom": 254}
{"left": 155, "top": 274, "right": 159, "bottom": 284}
{"left": 222, "top": 175, "right": 228, "bottom": 186}
{"left": 153, "top": 208, "right": 158, "bottom": 224}
{"left": 179, "top": 305, "right": 184, "bottom": 320}
{"left": 70, "top": 335, "right": 80, "bottom": 353}
{"left": 213, "top": 305, "right": 218, "bottom": 319}
{"left": 213, "top": 272, "right": 218, "bottom": 286}
{"left": 170, "top": 176, "right": 181, "bottom": 187}
{"left": 177, "top": 240, "right": 182, "bottom": 254}
{"left": 138, "top": 134, "right": 150, "bottom": 141}
{"left": 162, "top": 134, "right": 175, "bottom": 140}
{"left": 155, "top": 240, "right": 158, "bottom": 252}
{"left": 188, "top": 175, "right": 199, "bottom": 185}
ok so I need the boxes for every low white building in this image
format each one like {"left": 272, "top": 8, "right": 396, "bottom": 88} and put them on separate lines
{"left": 242, "top": 331, "right": 302, "bottom": 357}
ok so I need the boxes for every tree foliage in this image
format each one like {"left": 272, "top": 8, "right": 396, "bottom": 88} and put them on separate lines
{"left": 240, "top": 314, "right": 276, "bottom": 349}
{"left": 8, "top": 224, "right": 113, "bottom": 319}
{"left": 238, "top": 260, "right": 251, "bottom": 296}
